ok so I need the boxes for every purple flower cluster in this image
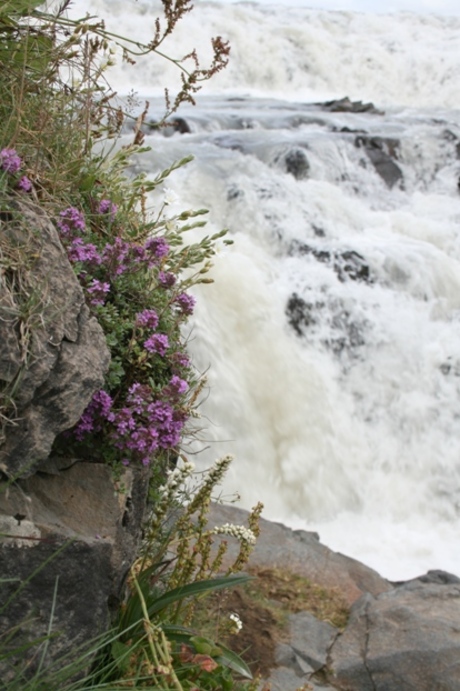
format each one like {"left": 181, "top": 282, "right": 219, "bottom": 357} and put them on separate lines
{"left": 68, "top": 238, "right": 102, "bottom": 265}
{"left": 74, "top": 383, "right": 187, "bottom": 466}
{"left": 135, "top": 308, "right": 170, "bottom": 358}
{"left": 56, "top": 200, "right": 197, "bottom": 468}
{"left": 56, "top": 207, "right": 172, "bottom": 286}
{"left": 116, "top": 383, "right": 186, "bottom": 463}
{"left": 17, "top": 176, "right": 32, "bottom": 192}
{"left": 98, "top": 199, "right": 118, "bottom": 220}
{"left": 73, "top": 390, "right": 114, "bottom": 441}
{"left": 57, "top": 207, "right": 86, "bottom": 237}
{"left": 175, "top": 292, "right": 196, "bottom": 316}
{"left": 102, "top": 235, "right": 169, "bottom": 276}
{"left": 158, "top": 270, "right": 176, "bottom": 288}
{"left": 0, "top": 148, "right": 21, "bottom": 174}
{"left": 145, "top": 237, "right": 169, "bottom": 260}
{"left": 144, "top": 333, "right": 169, "bottom": 355}
{"left": 164, "top": 374, "right": 189, "bottom": 398}
{"left": 172, "top": 351, "right": 190, "bottom": 368}
{"left": 87, "top": 279, "right": 111, "bottom": 306}
{"left": 136, "top": 309, "right": 159, "bottom": 330}
{"left": 0, "top": 149, "right": 33, "bottom": 193}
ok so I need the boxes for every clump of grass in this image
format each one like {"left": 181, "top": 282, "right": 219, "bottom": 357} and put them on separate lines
{"left": 246, "top": 566, "right": 350, "bottom": 630}
{"left": 190, "top": 566, "right": 349, "bottom": 678}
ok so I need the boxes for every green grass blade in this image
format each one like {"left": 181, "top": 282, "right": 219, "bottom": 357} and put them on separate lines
{"left": 147, "top": 574, "right": 252, "bottom": 618}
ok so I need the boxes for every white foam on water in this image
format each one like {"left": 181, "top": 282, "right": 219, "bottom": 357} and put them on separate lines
{"left": 67, "top": 0, "right": 460, "bottom": 107}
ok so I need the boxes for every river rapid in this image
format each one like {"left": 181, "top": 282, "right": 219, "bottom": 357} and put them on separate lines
{"left": 69, "top": 0, "right": 460, "bottom": 580}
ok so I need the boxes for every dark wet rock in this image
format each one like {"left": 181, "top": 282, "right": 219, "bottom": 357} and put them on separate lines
{"left": 0, "top": 201, "right": 110, "bottom": 478}
{"left": 288, "top": 240, "right": 373, "bottom": 283}
{"left": 313, "top": 225, "right": 326, "bottom": 237}
{"left": 334, "top": 125, "right": 368, "bottom": 134}
{"left": 442, "top": 128, "right": 458, "bottom": 142}
{"left": 318, "top": 97, "right": 383, "bottom": 115}
{"left": 355, "top": 135, "right": 403, "bottom": 188}
{"left": 335, "top": 250, "right": 372, "bottom": 283}
{"left": 286, "top": 293, "right": 319, "bottom": 336}
{"left": 275, "top": 147, "right": 310, "bottom": 179}
{"left": 286, "top": 292, "right": 367, "bottom": 356}
{"left": 168, "top": 116, "right": 191, "bottom": 134}
{"left": 158, "top": 116, "right": 192, "bottom": 136}
{"left": 394, "top": 569, "right": 460, "bottom": 587}
{"left": 227, "top": 185, "right": 243, "bottom": 201}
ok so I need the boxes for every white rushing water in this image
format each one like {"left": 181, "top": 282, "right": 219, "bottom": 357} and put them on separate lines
{"left": 69, "top": 0, "right": 460, "bottom": 580}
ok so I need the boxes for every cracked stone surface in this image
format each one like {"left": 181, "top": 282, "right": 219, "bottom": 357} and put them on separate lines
{"left": 330, "top": 582, "right": 460, "bottom": 690}
{"left": 0, "top": 201, "right": 110, "bottom": 477}
{"left": 0, "top": 461, "right": 151, "bottom": 680}
{"left": 209, "top": 505, "right": 460, "bottom": 691}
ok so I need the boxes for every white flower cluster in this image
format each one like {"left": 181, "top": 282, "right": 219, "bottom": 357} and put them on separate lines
{"left": 211, "top": 522, "right": 256, "bottom": 545}
{"left": 229, "top": 612, "right": 243, "bottom": 632}
{"left": 205, "top": 455, "right": 233, "bottom": 488}
{"left": 158, "top": 460, "right": 195, "bottom": 497}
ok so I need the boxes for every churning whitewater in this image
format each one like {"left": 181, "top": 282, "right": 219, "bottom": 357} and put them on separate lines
{"left": 70, "top": 0, "right": 460, "bottom": 579}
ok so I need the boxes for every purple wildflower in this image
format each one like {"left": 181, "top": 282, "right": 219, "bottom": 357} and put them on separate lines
{"left": 131, "top": 244, "right": 147, "bottom": 264}
{"left": 98, "top": 199, "right": 118, "bottom": 220}
{"left": 87, "top": 279, "right": 111, "bottom": 306}
{"left": 146, "top": 401, "right": 174, "bottom": 425}
{"left": 68, "top": 238, "right": 102, "bottom": 265}
{"left": 158, "top": 271, "right": 176, "bottom": 288}
{"left": 17, "top": 176, "right": 32, "bottom": 192}
{"left": 144, "top": 333, "right": 169, "bottom": 356}
{"left": 102, "top": 237, "right": 130, "bottom": 276}
{"left": 175, "top": 292, "right": 196, "bottom": 316}
{"left": 144, "top": 237, "right": 169, "bottom": 261}
{"left": 166, "top": 375, "right": 189, "bottom": 397}
{"left": 73, "top": 409, "right": 94, "bottom": 440}
{"left": 158, "top": 410, "right": 186, "bottom": 448}
{"left": 113, "top": 407, "right": 137, "bottom": 435}
{"left": 127, "top": 382, "right": 149, "bottom": 412}
{"left": 57, "top": 207, "right": 86, "bottom": 237}
{"left": 93, "top": 390, "right": 114, "bottom": 418}
{"left": 0, "top": 148, "right": 22, "bottom": 174}
{"left": 172, "top": 351, "right": 190, "bottom": 368}
{"left": 135, "top": 309, "right": 159, "bottom": 330}
{"left": 73, "top": 389, "right": 113, "bottom": 441}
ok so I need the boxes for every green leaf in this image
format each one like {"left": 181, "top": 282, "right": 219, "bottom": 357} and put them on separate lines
{"left": 111, "top": 640, "right": 132, "bottom": 672}
{"left": 214, "top": 643, "right": 253, "bottom": 679}
{"left": 147, "top": 574, "right": 253, "bottom": 618}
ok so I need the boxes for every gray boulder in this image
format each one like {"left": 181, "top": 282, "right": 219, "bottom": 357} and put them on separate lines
{"left": 0, "top": 461, "right": 150, "bottom": 680}
{"left": 0, "top": 200, "right": 110, "bottom": 477}
{"left": 330, "top": 581, "right": 460, "bottom": 690}
{"left": 355, "top": 135, "right": 403, "bottom": 188}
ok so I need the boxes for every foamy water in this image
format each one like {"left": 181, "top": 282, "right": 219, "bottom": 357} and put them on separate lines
{"left": 68, "top": 0, "right": 460, "bottom": 580}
